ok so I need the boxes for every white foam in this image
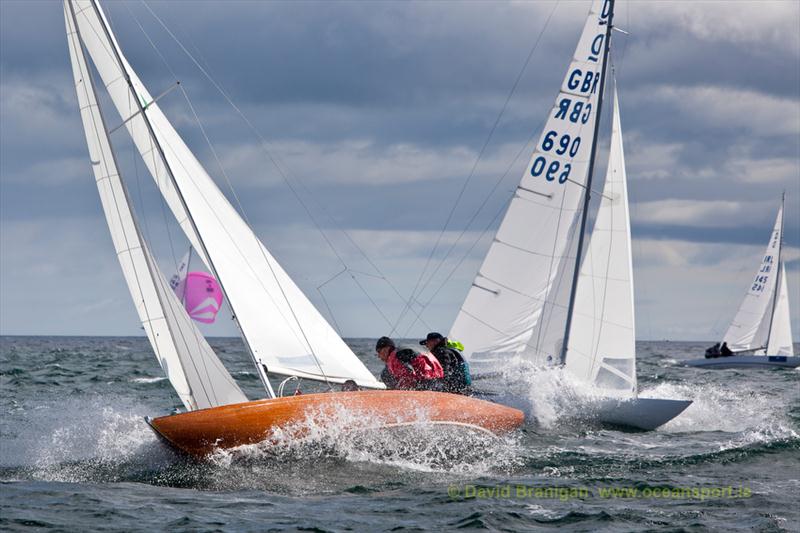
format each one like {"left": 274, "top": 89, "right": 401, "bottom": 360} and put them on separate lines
{"left": 25, "top": 398, "right": 159, "bottom": 482}
{"left": 130, "top": 376, "right": 167, "bottom": 384}
{"left": 209, "top": 401, "right": 524, "bottom": 475}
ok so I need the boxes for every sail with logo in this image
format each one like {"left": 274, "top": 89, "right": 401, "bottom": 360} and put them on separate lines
{"left": 450, "top": 0, "right": 692, "bottom": 429}
{"left": 685, "top": 196, "right": 798, "bottom": 369}
{"left": 63, "top": 0, "right": 524, "bottom": 457}
{"left": 170, "top": 249, "right": 224, "bottom": 324}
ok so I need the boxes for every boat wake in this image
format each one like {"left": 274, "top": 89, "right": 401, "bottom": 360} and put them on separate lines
{"left": 208, "top": 402, "right": 524, "bottom": 475}
{"left": 480, "top": 360, "right": 797, "bottom": 440}
{"left": 3, "top": 396, "right": 522, "bottom": 488}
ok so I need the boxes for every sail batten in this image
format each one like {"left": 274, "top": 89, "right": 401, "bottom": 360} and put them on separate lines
{"left": 65, "top": 0, "right": 247, "bottom": 410}
{"left": 70, "top": 0, "right": 383, "bottom": 389}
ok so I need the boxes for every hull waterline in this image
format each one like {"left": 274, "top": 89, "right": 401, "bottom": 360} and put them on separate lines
{"left": 593, "top": 397, "right": 693, "bottom": 431}
{"left": 682, "top": 355, "right": 800, "bottom": 369}
{"left": 147, "top": 390, "right": 525, "bottom": 458}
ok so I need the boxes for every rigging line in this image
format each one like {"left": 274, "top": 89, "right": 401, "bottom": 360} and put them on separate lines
{"left": 316, "top": 266, "right": 347, "bottom": 335}
{"left": 67, "top": 1, "right": 208, "bottom": 408}
{"left": 403, "top": 201, "right": 508, "bottom": 335}
{"left": 129, "top": 2, "right": 334, "bottom": 386}
{"left": 139, "top": 0, "right": 432, "bottom": 332}
{"left": 391, "top": 0, "right": 562, "bottom": 334}
{"left": 124, "top": 2, "right": 195, "bottom": 276}
{"left": 530, "top": 185, "right": 577, "bottom": 355}
{"left": 764, "top": 194, "right": 785, "bottom": 350}
{"left": 560, "top": 0, "right": 616, "bottom": 365}
{"left": 519, "top": 0, "right": 605, "bottom": 357}
{"left": 120, "top": 4, "right": 225, "bottom": 402}
{"left": 401, "top": 115, "right": 542, "bottom": 335}
{"left": 86, "top": 0, "right": 272, "bottom": 399}
{"left": 350, "top": 273, "right": 395, "bottom": 330}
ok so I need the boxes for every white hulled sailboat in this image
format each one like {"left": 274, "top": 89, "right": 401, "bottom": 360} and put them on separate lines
{"left": 685, "top": 197, "right": 798, "bottom": 369}
{"left": 64, "top": 0, "right": 523, "bottom": 457}
{"left": 449, "top": 0, "right": 691, "bottom": 430}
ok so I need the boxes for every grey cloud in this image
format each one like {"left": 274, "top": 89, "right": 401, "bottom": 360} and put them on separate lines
{"left": 1, "top": 0, "right": 798, "bottom": 338}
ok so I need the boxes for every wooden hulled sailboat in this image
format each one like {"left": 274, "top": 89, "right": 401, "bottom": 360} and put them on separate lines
{"left": 684, "top": 197, "right": 798, "bottom": 369}
{"left": 64, "top": 0, "right": 523, "bottom": 458}
{"left": 449, "top": 0, "right": 691, "bottom": 430}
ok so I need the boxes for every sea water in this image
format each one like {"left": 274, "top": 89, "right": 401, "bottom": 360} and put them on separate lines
{"left": 1, "top": 336, "right": 798, "bottom": 531}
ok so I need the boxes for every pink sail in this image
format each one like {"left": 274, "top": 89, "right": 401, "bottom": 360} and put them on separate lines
{"left": 184, "top": 272, "right": 224, "bottom": 324}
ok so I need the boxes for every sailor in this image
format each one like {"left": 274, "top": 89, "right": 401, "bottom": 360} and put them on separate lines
{"left": 720, "top": 342, "right": 733, "bottom": 357}
{"left": 705, "top": 342, "right": 721, "bottom": 358}
{"left": 375, "top": 336, "right": 444, "bottom": 390}
{"left": 341, "top": 379, "right": 359, "bottom": 392}
{"left": 419, "top": 332, "right": 471, "bottom": 394}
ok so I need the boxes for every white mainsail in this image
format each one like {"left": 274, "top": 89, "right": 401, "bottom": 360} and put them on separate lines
{"left": 69, "top": 0, "right": 383, "bottom": 389}
{"left": 564, "top": 88, "right": 636, "bottom": 397}
{"left": 766, "top": 263, "right": 794, "bottom": 356}
{"left": 451, "top": 0, "right": 612, "bottom": 368}
{"left": 64, "top": 1, "right": 247, "bottom": 410}
{"left": 722, "top": 205, "right": 784, "bottom": 354}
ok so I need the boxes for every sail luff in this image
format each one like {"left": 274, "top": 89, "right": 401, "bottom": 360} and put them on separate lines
{"left": 72, "top": 0, "right": 384, "bottom": 389}
{"left": 560, "top": 0, "right": 616, "bottom": 365}
{"left": 65, "top": 0, "right": 247, "bottom": 410}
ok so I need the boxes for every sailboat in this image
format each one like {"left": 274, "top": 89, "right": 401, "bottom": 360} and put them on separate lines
{"left": 684, "top": 197, "right": 798, "bottom": 369}
{"left": 449, "top": 0, "right": 691, "bottom": 430}
{"left": 63, "top": 0, "right": 523, "bottom": 458}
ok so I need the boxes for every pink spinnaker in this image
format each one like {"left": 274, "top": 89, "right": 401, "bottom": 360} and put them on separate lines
{"left": 183, "top": 272, "right": 224, "bottom": 324}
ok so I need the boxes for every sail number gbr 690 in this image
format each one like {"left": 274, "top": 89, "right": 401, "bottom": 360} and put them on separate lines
{"left": 530, "top": 130, "right": 581, "bottom": 184}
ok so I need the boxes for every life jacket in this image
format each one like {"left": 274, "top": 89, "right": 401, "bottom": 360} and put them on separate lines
{"left": 384, "top": 347, "right": 444, "bottom": 389}
{"left": 432, "top": 345, "right": 471, "bottom": 392}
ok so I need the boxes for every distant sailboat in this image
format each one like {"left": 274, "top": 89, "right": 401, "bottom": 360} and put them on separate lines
{"left": 684, "top": 197, "right": 798, "bottom": 369}
{"left": 64, "top": 0, "right": 523, "bottom": 457}
{"left": 449, "top": 0, "right": 691, "bottom": 430}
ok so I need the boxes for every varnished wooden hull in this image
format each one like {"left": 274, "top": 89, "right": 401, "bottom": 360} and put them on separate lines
{"left": 148, "top": 390, "right": 525, "bottom": 458}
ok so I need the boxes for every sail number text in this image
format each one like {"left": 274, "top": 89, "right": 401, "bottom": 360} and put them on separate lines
{"left": 751, "top": 255, "right": 774, "bottom": 292}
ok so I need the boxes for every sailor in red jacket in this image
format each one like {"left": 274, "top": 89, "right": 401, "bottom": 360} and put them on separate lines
{"left": 375, "top": 336, "right": 444, "bottom": 390}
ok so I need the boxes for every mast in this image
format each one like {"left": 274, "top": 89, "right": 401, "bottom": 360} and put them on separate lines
{"left": 559, "top": 0, "right": 615, "bottom": 365}
{"left": 763, "top": 192, "right": 785, "bottom": 352}
{"left": 66, "top": 0, "right": 198, "bottom": 407}
{"left": 85, "top": 0, "right": 276, "bottom": 398}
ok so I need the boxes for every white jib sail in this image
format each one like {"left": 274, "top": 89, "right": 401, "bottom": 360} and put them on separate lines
{"left": 564, "top": 88, "right": 636, "bottom": 397}
{"left": 766, "top": 262, "right": 794, "bottom": 356}
{"left": 451, "top": 0, "right": 612, "bottom": 369}
{"left": 65, "top": 0, "right": 247, "bottom": 410}
{"left": 722, "top": 205, "right": 783, "bottom": 353}
{"left": 69, "top": 0, "right": 383, "bottom": 388}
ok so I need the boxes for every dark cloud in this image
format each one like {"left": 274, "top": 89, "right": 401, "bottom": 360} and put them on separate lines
{"left": 1, "top": 0, "right": 798, "bottom": 337}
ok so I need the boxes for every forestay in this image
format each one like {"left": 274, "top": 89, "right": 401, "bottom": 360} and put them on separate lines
{"left": 69, "top": 0, "right": 383, "bottom": 389}
{"left": 564, "top": 89, "right": 636, "bottom": 397}
{"left": 722, "top": 206, "right": 783, "bottom": 354}
{"left": 64, "top": 0, "right": 247, "bottom": 410}
{"left": 451, "top": 0, "right": 612, "bottom": 368}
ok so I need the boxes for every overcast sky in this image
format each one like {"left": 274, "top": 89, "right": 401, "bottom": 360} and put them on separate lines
{"left": 1, "top": 0, "right": 798, "bottom": 341}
